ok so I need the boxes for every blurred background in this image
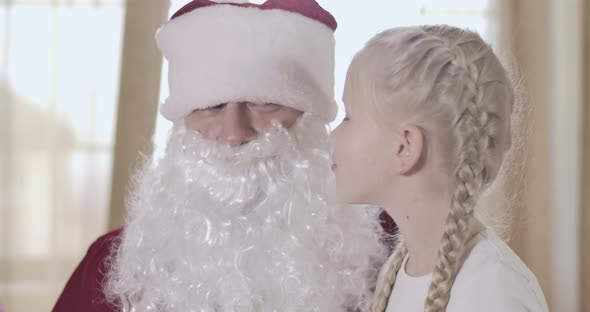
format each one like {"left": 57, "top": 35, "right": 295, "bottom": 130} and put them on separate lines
{"left": 0, "top": 0, "right": 588, "bottom": 311}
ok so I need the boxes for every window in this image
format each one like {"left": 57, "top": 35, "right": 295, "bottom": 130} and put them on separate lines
{"left": 0, "top": 1, "right": 124, "bottom": 310}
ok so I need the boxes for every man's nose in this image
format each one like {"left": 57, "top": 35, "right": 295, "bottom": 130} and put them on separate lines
{"left": 217, "top": 102, "right": 256, "bottom": 146}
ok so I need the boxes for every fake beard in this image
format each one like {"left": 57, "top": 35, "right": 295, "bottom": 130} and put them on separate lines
{"left": 105, "top": 115, "right": 386, "bottom": 312}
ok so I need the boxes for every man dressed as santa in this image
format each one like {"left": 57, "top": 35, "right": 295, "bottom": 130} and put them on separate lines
{"left": 54, "top": 0, "right": 390, "bottom": 311}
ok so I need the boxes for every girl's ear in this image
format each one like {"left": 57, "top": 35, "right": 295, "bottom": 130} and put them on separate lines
{"left": 391, "top": 124, "right": 426, "bottom": 175}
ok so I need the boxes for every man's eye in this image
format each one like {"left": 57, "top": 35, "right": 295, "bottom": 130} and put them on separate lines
{"left": 191, "top": 103, "right": 225, "bottom": 115}
{"left": 193, "top": 104, "right": 225, "bottom": 113}
{"left": 211, "top": 103, "right": 226, "bottom": 110}
{"left": 248, "top": 103, "right": 281, "bottom": 112}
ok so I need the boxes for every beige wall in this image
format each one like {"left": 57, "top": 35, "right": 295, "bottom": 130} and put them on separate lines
{"left": 582, "top": 0, "right": 590, "bottom": 310}
{"left": 499, "top": 0, "right": 588, "bottom": 311}
{"left": 107, "top": 0, "right": 170, "bottom": 230}
{"left": 499, "top": 0, "right": 552, "bottom": 301}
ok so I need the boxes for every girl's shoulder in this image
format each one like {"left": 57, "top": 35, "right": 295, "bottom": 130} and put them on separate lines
{"left": 449, "top": 228, "right": 549, "bottom": 311}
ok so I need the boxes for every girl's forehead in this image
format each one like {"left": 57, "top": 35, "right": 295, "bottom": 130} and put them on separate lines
{"left": 344, "top": 59, "right": 367, "bottom": 95}
{"left": 342, "top": 78, "right": 361, "bottom": 112}
{"left": 344, "top": 62, "right": 377, "bottom": 110}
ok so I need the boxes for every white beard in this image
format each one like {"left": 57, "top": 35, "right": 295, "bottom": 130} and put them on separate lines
{"left": 105, "top": 114, "right": 386, "bottom": 312}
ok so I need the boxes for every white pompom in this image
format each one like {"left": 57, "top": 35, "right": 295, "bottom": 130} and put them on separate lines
{"left": 211, "top": 0, "right": 250, "bottom": 3}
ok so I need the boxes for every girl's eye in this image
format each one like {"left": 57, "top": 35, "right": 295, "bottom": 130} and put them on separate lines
{"left": 343, "top": 117, "right": 350, "bottom": 121}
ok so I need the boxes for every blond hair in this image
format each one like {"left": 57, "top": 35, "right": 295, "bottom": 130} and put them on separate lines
{"left": 350, "top": 26, "right": 516, "bottom": 312}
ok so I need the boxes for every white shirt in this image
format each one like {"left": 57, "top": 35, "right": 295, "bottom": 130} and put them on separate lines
{"left": 377, "top": 228, "right": 548, "bottom": 312}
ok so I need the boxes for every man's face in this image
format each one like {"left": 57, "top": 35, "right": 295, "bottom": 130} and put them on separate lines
{"left": 184, "top": 102, "right": 303, "bottom": 146}
{"left": 106, "top": 112, "right": 384, "bottom": 311}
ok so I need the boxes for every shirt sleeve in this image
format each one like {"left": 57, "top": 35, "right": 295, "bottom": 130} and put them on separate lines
{"left": 52, "top": 228, "right": 123, "bottom": 312}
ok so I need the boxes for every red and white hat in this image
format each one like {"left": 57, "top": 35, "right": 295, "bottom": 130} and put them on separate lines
{"left": 156, "top": 0, "right": 338, "bottom": 123}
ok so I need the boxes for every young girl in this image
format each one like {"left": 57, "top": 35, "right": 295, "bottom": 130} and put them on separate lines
{"left": 330, "top": 25, "right": 548, "bottom": 311}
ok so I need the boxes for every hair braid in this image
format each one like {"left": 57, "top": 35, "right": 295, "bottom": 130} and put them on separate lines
{"left": 372, "top": 243, "right": 408, "bottom": 312}
{"left": 424, "top": 36, "right": 491, "bottom": 312}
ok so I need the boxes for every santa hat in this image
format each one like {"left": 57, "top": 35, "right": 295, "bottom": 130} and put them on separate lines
{"left": 155, "top": 0, "right": 338, "bottom": 123}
